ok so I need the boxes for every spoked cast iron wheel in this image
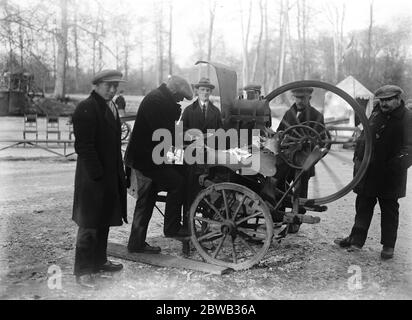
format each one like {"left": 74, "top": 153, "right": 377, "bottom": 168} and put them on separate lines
{"left": 278, "top": 122, "right": 331, "bottom": 169}
{"left": 121, "top": 122, "right": 131, "bottom": 141}
{"left": 189, "top": 183, "right": 273, "bottom": 270}
{"left": 265, "top": 80, "right": 372, "bottom": 205}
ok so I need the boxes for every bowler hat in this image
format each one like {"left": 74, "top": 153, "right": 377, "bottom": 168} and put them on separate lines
{"left": 92, "top": 69, "right": 126, "bottom": 85}
{"left": 374, "top": 85, "right": 404, "bottom": 99}
{"left": 291, "top": 87, "right": 313, "bottom": 97}
{"left": 194, "top": 77, "right": 215, "bottom": 90}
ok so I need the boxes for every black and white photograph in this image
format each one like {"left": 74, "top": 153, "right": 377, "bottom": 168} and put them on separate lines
{"left": 0, "top": 0, "right": 411, "bottom": 303}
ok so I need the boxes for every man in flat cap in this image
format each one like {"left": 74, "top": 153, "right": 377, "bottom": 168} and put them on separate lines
{"left": 72, "top": 69, "right": 127, "bottom": 287}
{"left": 275, "top": 87, "right": 325, "bottom": 233}
{"left": 243, "top": 84, "right": 262, "bottom": 100}
{"left": 125, "top": 75, "right": 193, "bottom": 254}
{"left": 335, "top": 85, "right": 412, "bottom": 259}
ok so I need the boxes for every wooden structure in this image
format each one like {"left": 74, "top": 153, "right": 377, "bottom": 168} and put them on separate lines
{"left": 107, "top": 242, "right": 231, "bottom": 275}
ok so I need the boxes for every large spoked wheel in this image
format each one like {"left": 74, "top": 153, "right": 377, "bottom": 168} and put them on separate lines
{"left": 189, "top": 182, "right": 273, "bottom": 270}
{"left": 279, "top": 123, "right": 331, "bottom": 169}
{"left": 265, "top": 80, "right": 372, "bottom": 205}
{"left": 121, "top": 122, "right": 131, "bottom": 141}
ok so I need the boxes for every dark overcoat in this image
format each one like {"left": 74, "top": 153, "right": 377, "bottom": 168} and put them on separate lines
{"left": 124, "top": 83, "right": 182, "bottom": 172}
{"left": 277, "top": 103, "right": 324, "bottom": 131}
{"left": 354, "top": 102, "right": 412, "bottom": 199}
{"left": 72, "top": 91, "right": 127, "bottom": 228}
{"left": 181, "top": 99, "right": 223, "bottom": 133}
{"left": 277, "top": 103, "right": 325, "bottom": 177}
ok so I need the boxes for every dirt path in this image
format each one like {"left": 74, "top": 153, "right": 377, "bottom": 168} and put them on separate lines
{"left": 0, "top": 156, "right": 411, "bottom": 300}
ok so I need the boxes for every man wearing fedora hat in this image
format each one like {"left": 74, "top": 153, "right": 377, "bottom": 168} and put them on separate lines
{"left": 335, "top": 84, "right": 412, "bottom": 259}
{"left": 181, "top": 77, "right": 222, "bottom": 134}
{"left": 72, "top": 69, "right": 128, "bottom": 286}
{"left": 125, "top": 75, "right": 194, "bottom": 253}
{"left": 180, "top": 77, "right": 222, "bottom": 219}
{"left": 275, "top": 87, "right": 325, "bottom": 233}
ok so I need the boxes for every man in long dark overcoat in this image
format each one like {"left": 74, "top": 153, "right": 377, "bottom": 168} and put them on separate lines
{"left": 275, "top": 87, "right": 325, "bottom": 232}
{"left": 125, "top": 76, "right": 193, "bottom": 253}
{"left": 335, "top": 85, "right": 412, "bottom": 259}
{"left": 72, "top": 70, "right": 128, "bottom": 285}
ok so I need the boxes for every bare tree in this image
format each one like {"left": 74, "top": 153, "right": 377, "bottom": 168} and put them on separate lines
{"left": 154, "top": 0, "right": 164, "bottom": 84}
{"left": 240, "top": 0, "right": 253, "bottom": 88}
{"left": 54, "top": 0, "right": 68, "bottom": 99}
{"left": 168, "top": 0, "right": 173, "bottom": 76}
{"left": 296, "top": 0, "right": 308, "bottom": 78}
{"left": 325, "top": 1, "right": 346, "bottom": 83}
{"left": 207, "top": 0, "right": 216, "bottom": 78}
{"left": 366, "top": 0, "right": 374, "bottom": 78}
{"left": 251, "top": 0, "right": 264, "bottom": 83}
{"left": 262, "top": 0, "right": 269, "bottom": 93}
{"left": 71, "top": 0, "right": 80, "bottom": 91}
{"left": 277, "top": 0, "right": 289, "bottom": 87}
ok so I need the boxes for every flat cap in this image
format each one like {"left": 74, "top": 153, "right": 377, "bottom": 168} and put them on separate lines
{"left": 291, "top": 87, "right": 313, "bottom": 97}
{"left": 243, "top": 84, "right": 262, "bottom": 91}
{"left": 374, "top": 85, "right": 404, "bottom": 99}
{"left": 92, "top": 69, "right": 126, "bottom": 85}
{"left": 167, "top": 75, "right": 193, "bottom": 100}
{"left": 194, "top": 77, "right": 215, "bottom": 90}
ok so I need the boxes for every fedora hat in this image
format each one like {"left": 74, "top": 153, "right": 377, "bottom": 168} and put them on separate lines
{"left": 194, "top": 77, "right": 215, "bottom": 90}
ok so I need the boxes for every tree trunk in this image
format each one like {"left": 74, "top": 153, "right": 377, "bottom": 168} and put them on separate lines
{"left": 302, "top": 0, "right": 307, "bottom": 78}
{"left": 168, "top": 0, "right": 173, "bottom": 76}
{"left": 287, "top": 8, "right": 297, "bottom": 81}
{"left": 98, "top": 18, "right": 104, "bottom": 73}
{"left": 124, "top": 45, "right": 129, "bottom": 79}
{"left": 18, "top": 15, "right": 23, "bottom": 70}
{"left": 155, "top": 0, "right": 164, "bottom": 85}
{"left": 262, "top": 0, "right": 268, "bottom": 94}
{"left": 207, "top": 0, "right": 216, "bottom": 78}
{"left": 139, "top": 26, "right": 144, "bottom": 92}
{"left": 278, "top": 0, "right": 288, "bottom": 87}
{"left": 54, "top": 0, "right": 68, "bottom": 100}
{"left": 72, "top": 3, "right": 80, "bottom": 92}
{"left": 241, "top": 0, "right": 252, "bottom": 88}
{"left": 252, "top": 0, "right": 264, "bottom": 83}
{"left": 367, "top": 0, "right": 374, "bottom": 78}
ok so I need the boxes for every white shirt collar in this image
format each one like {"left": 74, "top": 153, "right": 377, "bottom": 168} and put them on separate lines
{"left": 199, "top": 100, "right": 208, "bottom": 108}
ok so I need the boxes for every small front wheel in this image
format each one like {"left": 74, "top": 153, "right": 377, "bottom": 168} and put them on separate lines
{"left": 189, "top": 182, "right": 273, "bottom": 270}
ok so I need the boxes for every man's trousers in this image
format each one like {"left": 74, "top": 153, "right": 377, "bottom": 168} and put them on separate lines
{"left": 350, "top": 194, "right": 399, "bottom": 248}
{"left": 74, "top": 226, "right": 109, "bottom": 276}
